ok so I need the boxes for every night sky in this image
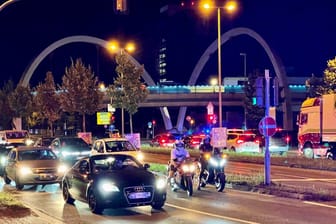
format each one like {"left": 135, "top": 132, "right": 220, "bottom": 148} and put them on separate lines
{"left": 1, "top": 0, "right": 336, "bottom": 88}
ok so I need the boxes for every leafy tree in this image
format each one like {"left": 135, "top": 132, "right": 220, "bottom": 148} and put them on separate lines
{"left": 243, "top": 70, "right": 264, "bottom": 129}
{"left": 34, "top": 72, "right": 62, "bottom": 136}
{"left": 316, "top": 57, "right": 336, "bottom": 95}
{"left": 0, "top": 80, "right": 15, "bottom": 129}
{"left": 108, "top": 53, "right": 149, "bottom": 134}
{"left": 305, "top": 74, "right": 323, "bottom": 97}
{"left": 8, "top": 85, "right": 33, "bottom": 130}
{"left": 59, "top": 58, "right": 103, "bottom": 132}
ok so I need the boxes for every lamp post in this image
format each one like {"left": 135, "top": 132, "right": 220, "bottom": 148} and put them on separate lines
{"left": 107, "top": 41, "right": 135, "bottom": 137}
{"left": 240, "top": 52, "right": 247, "bottom": 129}
{"left": 202, "top": 1, "right": 237, "bottom": 128}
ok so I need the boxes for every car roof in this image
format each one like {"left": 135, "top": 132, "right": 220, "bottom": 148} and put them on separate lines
{"left": 16, "top": 146, "right": 50, "bottom": 151}
{"left": 95, "top": 138, "right": 128, "bottom": 142}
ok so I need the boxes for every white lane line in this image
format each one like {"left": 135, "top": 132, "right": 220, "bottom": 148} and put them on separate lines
{"left": 165, "top": 203, "right": 260, "bottom": 224}
{"left": 272, "top": 178, "right": 336, "bottom": 182}
{"left": 304, "top": 201, "right": 336, "bottom": 209}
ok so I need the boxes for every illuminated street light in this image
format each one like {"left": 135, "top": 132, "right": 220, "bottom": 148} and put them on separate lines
{"left": 107, "top": 40, "right": 136, "bottom": 137}
{"left": 201, "top": 1, "right": 238, "bottom": 127}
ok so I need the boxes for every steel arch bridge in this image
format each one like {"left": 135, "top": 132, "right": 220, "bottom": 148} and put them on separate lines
{"left": 19, "top": 27, "right": 293, "bottom": 132}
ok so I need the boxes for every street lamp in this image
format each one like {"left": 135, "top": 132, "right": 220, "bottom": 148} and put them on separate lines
{"left": 107, "top": 40, "right": 136, "bottom": 137}
{"left": 240, "top": 52, "right": 247, "bottom": 129}
{"left": 202, "top": 1, "right": 237, "bottom": 127}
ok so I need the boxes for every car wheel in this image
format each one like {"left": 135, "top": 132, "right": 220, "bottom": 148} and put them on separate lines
{"left": 3, "top": 172, "right": 11, "bottom": 184}
{"left": 151, "top": 201, "right": 165, "bottom": 210}
{"left": 303, "top": 145, "right": 314, "bottom": 159}
{"left": 230, "top": 147, "right": 236, "bottom": 152}
{"left": 88, "top": 190, "right": 103, "bottom": 214}
{"left": 62, "top": 182, "right": 75, "bottom": 204}
{"left": 15, "top": 176, "right": 24, "bottom": 190}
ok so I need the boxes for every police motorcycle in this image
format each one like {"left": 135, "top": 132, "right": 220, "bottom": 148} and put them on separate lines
{"left": 198, "top": 148, "right": 227, "bottom": 192}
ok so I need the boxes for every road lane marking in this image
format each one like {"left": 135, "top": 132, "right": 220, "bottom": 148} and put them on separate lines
{"left": 165, "top": 203, "right": 260, "bottom": 224}
{"left": 272, "top": 178, "right": 336, "bottom": 182}
{"left": 304, "top": 201, "right": 336, "bottom": 209}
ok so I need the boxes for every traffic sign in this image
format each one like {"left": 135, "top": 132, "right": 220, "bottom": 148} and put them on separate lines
{"left": 259, "top": 116, "right": 277, "bottom": 137}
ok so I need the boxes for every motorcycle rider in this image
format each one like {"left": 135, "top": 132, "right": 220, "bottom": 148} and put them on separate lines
{"left": 168, "top": 140, "right": 190, "bottom": 188}
{"left": 198, "top": 136, "right": 214, "bottom": 190}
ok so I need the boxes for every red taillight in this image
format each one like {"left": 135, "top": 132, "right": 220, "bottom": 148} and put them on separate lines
{"left": 285, "top": 136, "right": 290, "bottom": 143}
{"left": 255, "top": 139, "right": 260, "bottom": 144}
{"left": 161, "top": 139, "right": 166, "bottom": 143}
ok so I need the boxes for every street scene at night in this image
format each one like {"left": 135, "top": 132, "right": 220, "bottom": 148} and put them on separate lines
{"left": 1, "top": 0, "right": 336, "bottom": 223}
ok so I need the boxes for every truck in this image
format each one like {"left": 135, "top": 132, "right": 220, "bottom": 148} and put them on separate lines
{"left": 297, "top": 93, "right": 336, "bottom": 159}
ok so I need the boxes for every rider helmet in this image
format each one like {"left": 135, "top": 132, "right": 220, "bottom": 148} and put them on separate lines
{"left": 175, "top": 140, "right": 185, "bottom": 150}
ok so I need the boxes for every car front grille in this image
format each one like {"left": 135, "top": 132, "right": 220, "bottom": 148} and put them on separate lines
{"left": 32, "top": 168, "right": 57, "bottom": 174}
{"left": 123, "top": 185, "right": 154, "bottom": 204}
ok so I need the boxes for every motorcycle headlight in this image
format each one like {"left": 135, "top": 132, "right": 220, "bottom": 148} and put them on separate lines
{"left": 99, "top": 181, "right": 120, "bottom": 192}
{"left": 19, "top": 166, "right": 32, "bottom": 175}
{"left": 57, "top": 164, "right": 68, "bottom": 173}
{"left": 209, "top": 157, "right": 219, "bottom": 166}
{"left": 219, "top": 158, "right": 227, "bottom": 167}
{"left": 156, "top": 178, "right": 166, "bottom": 190}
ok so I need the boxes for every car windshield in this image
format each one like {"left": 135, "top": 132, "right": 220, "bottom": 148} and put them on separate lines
{"left": 61, "top": 138, "right": 89, "bottom": 150}
{"left": 18, "top": 149, "right": 57, "bottom": 161}
{"left": 91, "top": 155, "right": 142, "bottom": 172}
{"left": 105, "top": 140, "right": 136, "bottom": 152}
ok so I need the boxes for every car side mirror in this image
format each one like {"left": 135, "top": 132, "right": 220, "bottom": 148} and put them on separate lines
{"left": 79, "top": 167, "right": 88, "bottom": 175}
{"left": 144, "top": 163, "right": 150, "bottom": 170}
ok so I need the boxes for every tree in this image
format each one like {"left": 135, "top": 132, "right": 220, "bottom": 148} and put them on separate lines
{"left": 59, "top": 58, "right": 103, "bottom": 132}
{"left": 316, "top": 57, "right": 336, "bottom": 95}
{"left": 108, "top": 53, "right": 149, "bottom": 134}
{"left": 305, "top": 74, "right": 323, "bottom": 97}
{"left": 34, "top": 72, "right": 62, "bottom": 136}
{"left": 0, "top": 80, "right": 15, "bottom": 129}
{"left": 243, "top": 70, "right": 264, "bottom": 129}
{"left": 8, "top": 84, "right": 34, "bottom": 130}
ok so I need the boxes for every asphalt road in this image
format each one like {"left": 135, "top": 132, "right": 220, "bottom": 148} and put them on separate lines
{"left": 1, "top": 156, "right": 336, "bottom": 223}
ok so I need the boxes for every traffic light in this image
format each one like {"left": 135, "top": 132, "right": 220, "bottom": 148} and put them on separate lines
{"left": 207, "top": 114, "right": 214, "bottom": 124}
{"left": 152, "top": 120, "right": 156, "bottom": 126}
{"left": 255, "top": 77, "right": 264, "bottom": 106}
{"left": 110, "top": 114, "right": 115, "bottom": 124}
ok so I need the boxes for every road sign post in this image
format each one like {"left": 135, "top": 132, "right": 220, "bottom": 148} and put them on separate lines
{"left": 263, "top": 69, "right": 274, "bottom": 185}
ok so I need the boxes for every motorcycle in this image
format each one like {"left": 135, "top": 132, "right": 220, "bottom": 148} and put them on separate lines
{"left": 168, "top": 158, "right": 197, "bottom": 197}
{"left": 198, "top": 152, "right": 227, "bottom": 192}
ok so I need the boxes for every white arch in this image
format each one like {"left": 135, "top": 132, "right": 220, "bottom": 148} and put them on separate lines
{"left": 18, "top": 35, "right": 174, "bottom": 130}
{"left": 176, "top": 27, "right": 292, "bottom": 131}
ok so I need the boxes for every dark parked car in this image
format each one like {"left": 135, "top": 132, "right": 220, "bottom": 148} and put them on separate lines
{"left": 62, "top": 154, "right": 167, "bottom": 214}
{"left": 50, "top": 137, "right": 91, "bottom": 165}
{"left": 3, "top": 146, "right": 67, "bottom": 190}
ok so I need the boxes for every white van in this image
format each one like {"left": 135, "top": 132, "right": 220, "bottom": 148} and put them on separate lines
{"left": 0, "top": 130, "right": 29, "bottom": 144}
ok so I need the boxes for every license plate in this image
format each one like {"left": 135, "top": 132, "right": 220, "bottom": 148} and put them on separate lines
{"left": 128, "top": 192, "right": 151, "bottom": 199}
{"left": 39, "top": 174, "right": 53, "bottom": 180}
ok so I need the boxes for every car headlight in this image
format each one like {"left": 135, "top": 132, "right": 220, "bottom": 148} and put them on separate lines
{"left": 25, "top": 139, "right": 34, "bottom": 146}
{"left": 57, "top": 164, "right": 68, "bottom": 173}
{"left": 100, "top": 181, "right": 120, "bottom": 192}
{"left": 137, "top": 153, "right": 144, "bottom": 161}
{"left": 19, "top": 166, "right": 32, "bottom": 175}
{"left": 156, "top": 178, "right": 166, "bottom": 190}
{"left": 0, "top": 156, "right": 6, "bottom": 165}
